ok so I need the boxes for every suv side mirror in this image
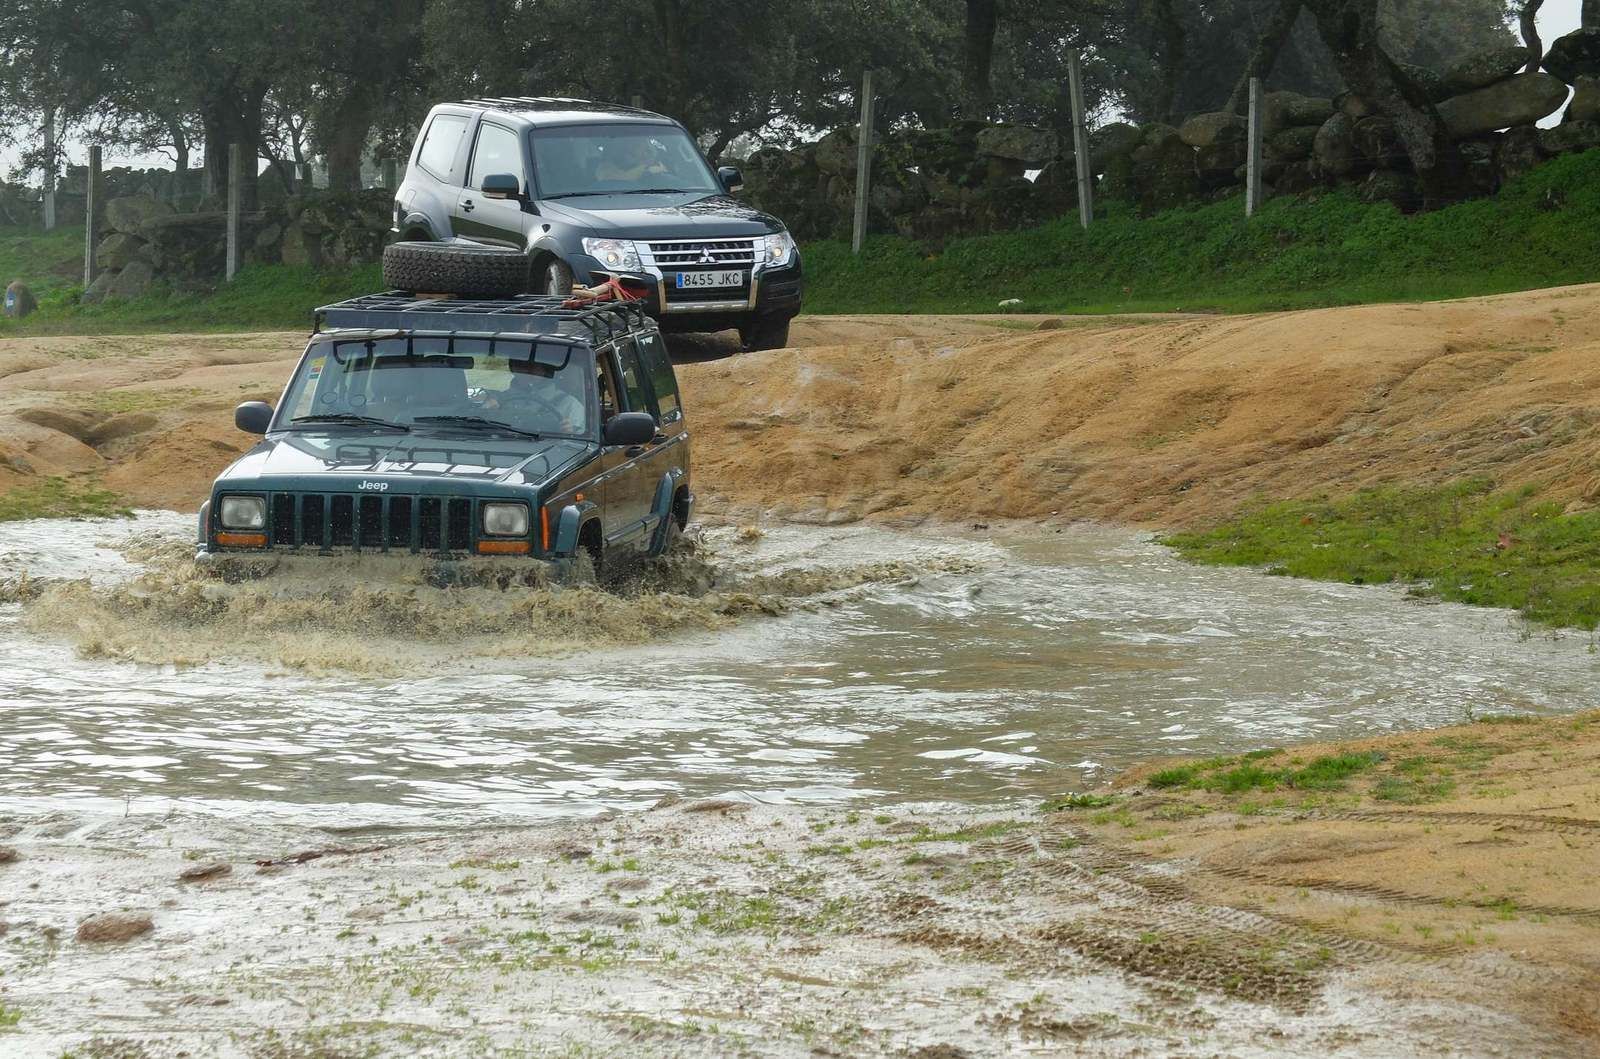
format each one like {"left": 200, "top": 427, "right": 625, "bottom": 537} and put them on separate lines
{"left": 235, "top": 401, "right": 274, "bottom": 434}
{"left": 603, "top": 411, "right": 657, "bottom": 447}
{"left": 480, "top": 173, "right": 521, "bottom": 200}
{"left": 718, "top": 166, "right": 744, "bottom": 194}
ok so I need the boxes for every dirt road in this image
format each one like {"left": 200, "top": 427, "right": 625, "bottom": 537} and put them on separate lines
{"left": 6, "top": 284, "right": 1600, "bottom": 523}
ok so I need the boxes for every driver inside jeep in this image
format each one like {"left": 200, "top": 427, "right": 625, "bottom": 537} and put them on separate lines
{"left": 480, "top": 360, "right": 588, "bottom": 435}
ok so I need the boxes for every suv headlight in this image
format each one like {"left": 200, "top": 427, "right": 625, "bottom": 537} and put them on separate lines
{"left": 482, "top": 502, "right": 530, "bottom": 538}
{"left": 582, "top": 238, "right": 642, "bottom": 272}
{"left": 219, "top": 495, "right": 266, "bottom": 530}
{"left": 763, "top": 231, "right": 796, "bottom": 267}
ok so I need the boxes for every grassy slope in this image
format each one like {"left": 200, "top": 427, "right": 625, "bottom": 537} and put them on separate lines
{"left": 0, "top": 150, "right": 1596, "bottom": 334}
{"left": 1162, "top": 479, "right": 1600, "bottom": 631}
{"left": 804, "top": 149, "right": 1600, "bottom": 315}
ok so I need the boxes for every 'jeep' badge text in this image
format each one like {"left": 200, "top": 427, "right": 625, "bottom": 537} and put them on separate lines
{"left": 358, "top": 480, "right": 389, "bottom": 492}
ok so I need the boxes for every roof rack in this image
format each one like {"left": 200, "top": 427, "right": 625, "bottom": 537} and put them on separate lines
{"left": 454, "top": 96, "right": 661, "bottom": 118}
{"left": 312, "top": 292, "right": 649, "bottom": 344}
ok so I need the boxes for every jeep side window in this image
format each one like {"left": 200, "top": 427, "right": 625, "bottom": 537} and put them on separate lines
{"left": 595, "top": 350, "right": 620, "bottom": 422}
{"left": 635, "top": 332, "right": 681, "bottom": 422}
{"left": 467, "top": 122, "right": 526, "bottom": 193}
{"left": 417, "top": 114, "right": 469, "bottom": 181}
{"left": 615, "top": 339, "right": 651, "bottom": 416}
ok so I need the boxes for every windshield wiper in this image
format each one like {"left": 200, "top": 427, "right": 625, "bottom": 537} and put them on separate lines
{"left": 413, "top": 415, "right": 543, "bottom": 440}
{"left": 290, "top": 413, "right": 409, "bottom": 431}
{"left": 632, "top": 187, "right": 693, "bottom": 194}
{"left": 542, "top": 191, "right": 613, "bottom": 199}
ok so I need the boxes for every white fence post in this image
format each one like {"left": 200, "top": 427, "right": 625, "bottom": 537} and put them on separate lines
{"left": 1067, "top": 52, "right": 1093, "bottom": 229}
{"left": 851, "top": 69, "right": 876, "bottom": 255}
{"left": 226, "top": 144, "right": 243, "bottom": 281}
{"left": 1246, "top": 76, "right": 1265, "bottom": 217}
{"left": 83, "top": 146, "right": 102, "bottom": 286}
{"left": 42, "top": 109, "right": 57, "bottom": 231}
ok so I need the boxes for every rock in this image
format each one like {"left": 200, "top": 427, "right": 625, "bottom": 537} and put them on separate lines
{"left": 1265, "top": 91, "right": 1333, "bottom": 131}
{"left": 1457, "top": 138, "right": 1501, "bottom": 195}
{"left": 76, "top": 911, "right": 154, "bottom": 943}
{"left": 1269, "top": 125, "right": 1319, "bottom": 161}
{"left": 1398, "top": 62, "right": 1450, "bottom": 105}
{"left": 97, "top": 232, "right": 148, "bottom": 270}
{"left": 1438, "top": 73, "right": 1570, "bottom": 138}
{"left": 1495, "top": 125, "right": 1547, "bottom": 183}
{"left": 177, "top": 861, "right": 232, "bottom": 883}
{"left": 1335, "top": 91, "right": 1373, "bottom": 119}
{"left": 1179, "top": 111, "right": 1246, "bottom": 148}
{"left": 3, "top": 280, "right": 37, "bottom": 319}
{"left": 1313, "top": 113, "right": 1357, "bottom": 178}
{"left": 105, "top": 260, "right": 156, "bottom": 301}
{"left": 975, "top": 125, "right": 1060, "bottom": 166}
{"left": 104, "top": 195, "right": 174, "bottom": 234}
{"left": 680, "top": 798, "right": 748, "bottom": 813}
{"left": 1090, "top": 122, "right": 1144, "bottom": 169}
{"left": 1443, "top": 45, "right": 1533, "bottom": 95}
{"left": 1194, "top": 141, "right": 1246, "bottom": 188}
{"left": 280, "top": 221, "right": 322, "bottom": 268}
{"left": 1569, "top": 76, "right": 1600, "bottom": 123}
{"left": 1353, "top": 117, "right": 1406, "bottom": 168}
{"left": 0, "top": 845, "right": 18, "bottom": 864}
{"left": 1543, "top": 28, "right": 1600, "bottom": 84}
{"left": 1276, "top": 160, "right": 1317, "bottom": 194}
{"left": 80, "top": 270, "right": 116, "bottom": 305}
{"left": 1359, "top": 169, "right": 1418, "bottom": 207}
{"left": 1539, "top": 119, "right": 1600, "bottom": 154}
{"left": 813, "top": 127, "right": 857, "bottom": 176}
{"left": 1035, "top": 318, "right": 1067, "bottom": 331}
{"left": 253, "top": 223, "right": 282, "bottom": 251}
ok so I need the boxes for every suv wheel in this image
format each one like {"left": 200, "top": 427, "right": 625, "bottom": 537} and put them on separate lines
{"left": 382, "top": 241, "right": 528, "bottom": 298}
{"left": 543, "top": 258, "right": 575, "bottom": 297}
{"left": 741, "top": 314, "right": 791, "bottom": 352}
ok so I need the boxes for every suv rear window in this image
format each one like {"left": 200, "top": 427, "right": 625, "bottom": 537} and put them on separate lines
{"left": 417, "top": 114, "right": 469, "bottom": 180}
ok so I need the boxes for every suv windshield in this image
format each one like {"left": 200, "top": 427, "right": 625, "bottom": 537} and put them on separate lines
{"left": 277, "top": 337, "right": 594, "bottom": 438}
{"left": 531, "top": 124, "right": 720, "bottom": 198}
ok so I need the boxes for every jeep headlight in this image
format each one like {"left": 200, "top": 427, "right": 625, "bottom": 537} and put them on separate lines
{"left": 219, "top": 495, "right": 266, "bottom": 530}
{"left": 763, "top": 231, "right": 795, "bottom": 267}
{"left": 582, "top": 238, "right": 642, "bottom": 272}
{"left": 482, "top": 502, "right": 530, "bottom": 538}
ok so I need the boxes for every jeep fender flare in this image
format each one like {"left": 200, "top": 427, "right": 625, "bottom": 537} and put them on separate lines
{"left": 552, "top": 499, "right": 602, "bottom": 557}
{"left": 196, "top": 499, "right": 211, "bottom": 546}
{"left": 647, "top": 468, "right": 688, "bottom": 555}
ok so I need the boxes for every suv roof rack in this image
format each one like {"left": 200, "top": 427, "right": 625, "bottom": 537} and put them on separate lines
{"left": 453, "top": 96, "right": 661, "bottom": 118}
{"left": 313, "top": 292, "right": 650, "bottom": 344}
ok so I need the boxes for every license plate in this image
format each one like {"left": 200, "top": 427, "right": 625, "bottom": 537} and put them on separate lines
{"left": 676, "top": 270, "right": 744, "bottom": 289}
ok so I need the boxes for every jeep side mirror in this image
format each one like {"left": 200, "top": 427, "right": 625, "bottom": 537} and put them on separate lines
{"left": 718, "top": 166, "right": 744, "bottom": 194}
{"left": 480, "top": 173, "right": 521, "bottom": 200}
{"left": 235, "top": 401, "right": 274, "bottom": 434}
{"left": 603, "top": 411, "right": 657, "bottom": 447}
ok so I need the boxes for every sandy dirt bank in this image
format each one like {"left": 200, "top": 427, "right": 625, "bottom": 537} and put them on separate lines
{"left": 2, "top": 711, "right": 1596, "bottom": 1057}
{"left": 4, "top": 285, "right": 1600, "bottom": 523}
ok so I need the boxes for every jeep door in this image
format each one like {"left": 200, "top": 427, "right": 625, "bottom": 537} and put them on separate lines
{"left": 452, "top": 120, "right": 532, "bottom": 249}
{"left": 598, "top": 338, "right": 662, "bottom": 553}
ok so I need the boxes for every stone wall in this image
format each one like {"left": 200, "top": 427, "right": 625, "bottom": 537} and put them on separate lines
{"left": 82, "top": 189, "right": 392, "bottom": 303}
{"left": 743, "top": 31, "right": 1600, "bottom": 244}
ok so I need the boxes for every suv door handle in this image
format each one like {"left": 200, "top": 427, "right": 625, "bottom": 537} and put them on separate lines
{"left": 461, "top": 199, "right": 475, "bottom": 213}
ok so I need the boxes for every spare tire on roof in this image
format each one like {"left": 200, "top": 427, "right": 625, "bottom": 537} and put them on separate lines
{"left": 382, "top": 240, "right": 529, "bottom": 298}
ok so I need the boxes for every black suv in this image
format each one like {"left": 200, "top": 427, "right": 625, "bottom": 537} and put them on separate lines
{"left": 393, "top": 98, "right": 802, "bottom": 351}
{"left": 201, "top": 293, "right": 690, "bottom": 576}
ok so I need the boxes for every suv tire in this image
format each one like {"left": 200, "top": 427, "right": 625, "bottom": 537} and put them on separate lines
{"left": 542, "top": 258, "right": 575, "bottom": 297}
{"left": 383, "top": 241, "right": 528, "bottom": 298}
{"left": 742, "top": 314, "right": 791, "bottom": 352}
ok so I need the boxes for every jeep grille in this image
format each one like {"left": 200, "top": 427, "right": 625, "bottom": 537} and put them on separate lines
{"left": 266, "top": 492, "right": 487, "bottom": 553}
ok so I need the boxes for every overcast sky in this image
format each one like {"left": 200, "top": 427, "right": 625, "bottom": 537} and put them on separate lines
{"left": 4, "top": 0, "right": 1590, "bottom": 179}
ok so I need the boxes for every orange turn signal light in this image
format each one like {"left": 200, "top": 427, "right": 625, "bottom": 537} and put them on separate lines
{"left": 477, "top": 539, "right": 531, "bottom": 555}
{"left": 215, "top": 532, "right": 268, "bottom": 549}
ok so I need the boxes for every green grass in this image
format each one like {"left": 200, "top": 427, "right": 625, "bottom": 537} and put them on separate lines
{"left": 802, "top": 149, "right": 1600, "bottom": 315}
{"left": 1148, "top": 750, "right": 1383, "bottom": 795}
{"left": 1163, "top": 478, "right": 1600, "bottom": 630}
{"left": 0, "top": 477, "right": 132, "bottom": 521}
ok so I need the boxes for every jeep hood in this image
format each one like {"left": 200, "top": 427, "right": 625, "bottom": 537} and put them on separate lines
{"left": 540, "top": 191, "right": 783, "bottom": 238}
{"left": 217, "top": 432, "right": 592, "bottom": 489}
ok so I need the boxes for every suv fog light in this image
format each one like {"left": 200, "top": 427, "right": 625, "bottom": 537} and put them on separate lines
{"left": 482, "top": 502, "right": 530, "bottom": 537}
{"left": 219, "top": 495, "right": 266, "bottom": 530}
{"left": 581, "top": 237, "right": 642, "bottom": 272}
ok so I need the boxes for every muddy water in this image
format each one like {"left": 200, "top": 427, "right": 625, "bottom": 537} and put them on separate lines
{"left": 1, "top": 513, "right": 1594, "bottom": 826}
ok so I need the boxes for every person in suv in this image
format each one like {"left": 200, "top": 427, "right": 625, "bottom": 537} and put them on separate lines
{"left": 392, "top": 98, "right": 802, "bottom": 351}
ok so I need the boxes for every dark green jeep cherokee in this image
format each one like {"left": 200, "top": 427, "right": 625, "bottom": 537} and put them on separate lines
{"left": 198, "top": 293, "right": 690, "bottom": 572}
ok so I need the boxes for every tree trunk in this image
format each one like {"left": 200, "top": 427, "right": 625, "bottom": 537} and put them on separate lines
{"left": 1152, "top": 0, "right": 1186, "bottom": 124}
{"left": 962, "top": 0, "right": 999, "bottom": 120}
{"left": 1520, "top": 0, "right": 1545, "bottom": 73}
{"left": 1305, "top": 0, "right": 1466, "bottom": 209}
{"left": 1585, "top": 0, "right": 1598, "bottom": 30}
{"left": 1227, "top": 0, "right": 1304, "bottom": 114}
{"left": 201, "top": 86, "right": 266, "bottom": 212}
{"left": 202, "top": 116, "right": 226, "bottom": 201}
{"left": 650, "top": 0, "right": 690, "bottom": 124}
{"left": 317, "top": 84, "right": 379, "bottom": 193}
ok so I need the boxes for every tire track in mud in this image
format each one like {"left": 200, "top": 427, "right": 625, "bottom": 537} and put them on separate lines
{"left": 1309, "top": 808, "right": 1600, "bottom": 836}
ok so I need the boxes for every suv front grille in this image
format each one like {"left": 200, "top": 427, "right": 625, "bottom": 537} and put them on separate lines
{"left": 640, "top": 237, "right": 759, "bottom": 267}
{"left": 264, "top": 491, "right": 488, "bottom": 553}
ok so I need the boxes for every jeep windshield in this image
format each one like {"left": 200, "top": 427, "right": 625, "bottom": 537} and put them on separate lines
{"left": 276, "top": 336, "right": 594, "bottom": 439}
{"left": 531, "top": 124, "right": 720, "bottom": 199}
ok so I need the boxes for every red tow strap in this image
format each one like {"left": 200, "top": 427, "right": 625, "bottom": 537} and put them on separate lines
{"left": 562, "top": 276, "right": 649, "bottom": 309}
